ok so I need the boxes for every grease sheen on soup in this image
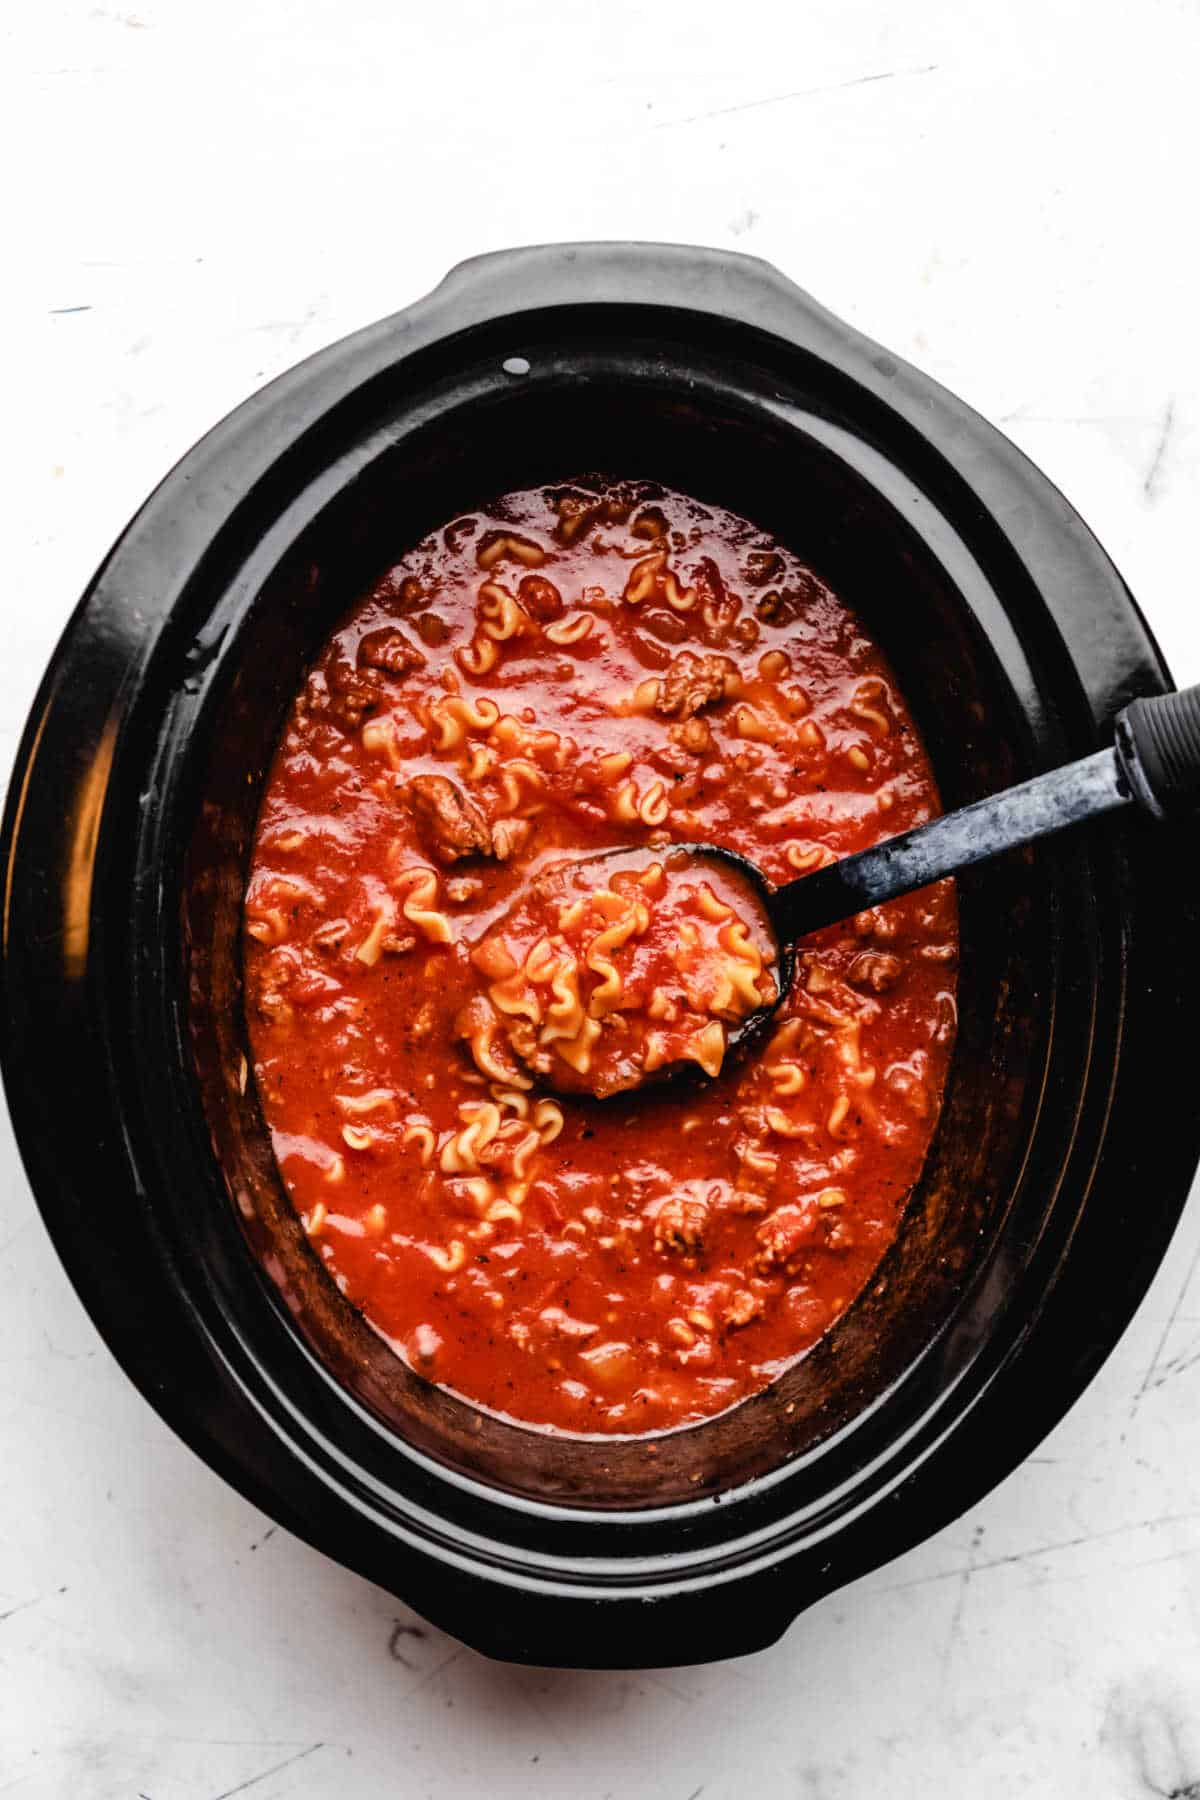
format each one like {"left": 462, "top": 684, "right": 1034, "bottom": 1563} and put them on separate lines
{"left": 243, "top": 481, "right": 958, "bottom": 1435}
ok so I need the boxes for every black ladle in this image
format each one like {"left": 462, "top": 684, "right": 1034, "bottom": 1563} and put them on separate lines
{"left": 537, "top": 684, "right": 1200, "bottom": 1098}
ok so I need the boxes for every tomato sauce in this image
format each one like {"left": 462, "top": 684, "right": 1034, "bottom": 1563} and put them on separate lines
{"left": 244, "top": 480, "right": 958, "bottom": 1435}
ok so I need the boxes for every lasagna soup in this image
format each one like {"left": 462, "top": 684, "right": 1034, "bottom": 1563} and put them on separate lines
{"left": 244, "top": 481, "right": 958, "bottom": 1434}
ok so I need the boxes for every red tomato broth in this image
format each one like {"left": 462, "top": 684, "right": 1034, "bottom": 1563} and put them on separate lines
{"left": 244, "top": 480, "right": 958, "bottom": 1435}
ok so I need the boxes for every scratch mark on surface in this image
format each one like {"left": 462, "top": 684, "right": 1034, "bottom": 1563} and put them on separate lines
{"left": 654, "top": 64, "right": 938, "bottom": 130}
{"left": 1144, "top": 397, "right": 1177, "bottom": 499}
{"left": 685, "top": 1786, "right": 706, "bottom": 1800}
{"left": 398, "top": 1644, "right": 463, "bottom": 1700}
{"left": 1129, "top": 1233, "right": 1200, "bottom": 1425}
{"left": 81, "top": 1736, "right": 318, "bottom": 1749}
{"left": 1088, "top": 1542, "right": 1200, "bottom": 1587}
{"left": 1148, "top": 1341, "right": 1200, "bottom": 1393}
{"left": 49, "top": 305, "right": 93, "bottom": 315}
{"left": 999, "top": 410, "right": 1150, "bottom": 426}
{"left": 505, "top": 1668, "right": 574, "bottom": 1758}
{"left": 640, "top": 1669, "right": 695, "bottom": 1703}
{"left": 209, "top": 1743, "right": 323, "bottom": 1800}
{"left": 941, "top": 1525, "right": 983, "bottom": 1679}
{"left": 878, "top": 1508, "right": 1200, "bottom": 1595}
{"left": 248, "top": 1526, "right": 277, "bottom": 1551}
{"left": 0, "top": 1584, "right": 67, "bottom": 1623}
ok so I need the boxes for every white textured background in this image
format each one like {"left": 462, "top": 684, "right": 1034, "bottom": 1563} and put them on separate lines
{"left": 3, "top": 2, "right": 1200, "bottom": 1795}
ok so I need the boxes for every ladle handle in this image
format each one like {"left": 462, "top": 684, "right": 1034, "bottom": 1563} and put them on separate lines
{"left": 769, "top": 683, "right": 1200, "bottom": 943}
{"left": 1115, "top": 683, "right": 1200, "bottom": 818}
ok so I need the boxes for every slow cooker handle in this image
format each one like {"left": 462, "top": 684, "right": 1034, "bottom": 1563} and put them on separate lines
{"left": 1115, "top": 685, "right": 1200, "bottom": 819}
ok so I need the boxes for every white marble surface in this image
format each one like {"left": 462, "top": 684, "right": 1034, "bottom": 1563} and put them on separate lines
{"left": 3, "top": 1, "right": 1200, "bottom": 1793}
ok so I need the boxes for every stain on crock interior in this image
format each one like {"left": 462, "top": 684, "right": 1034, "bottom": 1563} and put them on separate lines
{"left": 184, "top": 373, "right": 1041, "bottom": 1508}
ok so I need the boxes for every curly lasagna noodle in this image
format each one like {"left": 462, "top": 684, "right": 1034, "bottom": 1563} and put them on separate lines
{"left": 244, "top": 481, "right": 958, "bottom": 1434}
{"left": 465, "top": 848, "right": 778, "bottom": 1097}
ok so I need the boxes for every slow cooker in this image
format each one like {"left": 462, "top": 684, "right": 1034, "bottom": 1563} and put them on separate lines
{"left": 3, "top": 242, "right": 1196, "bottom": 1666}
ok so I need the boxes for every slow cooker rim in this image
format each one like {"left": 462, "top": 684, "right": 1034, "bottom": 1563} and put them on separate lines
{"left": 145, "top": 343, "right": 1073, "bottom": 1542}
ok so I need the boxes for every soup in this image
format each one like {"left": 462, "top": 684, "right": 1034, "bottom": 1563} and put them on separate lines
{"left": 243, "top": 480, "right": 957, "bottom": 1434}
